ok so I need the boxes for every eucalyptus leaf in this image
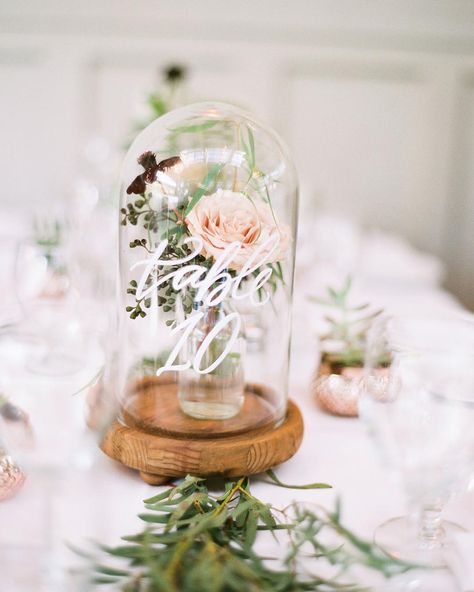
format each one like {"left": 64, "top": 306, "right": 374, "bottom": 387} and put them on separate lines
{"left": 232, "top": 499, "right": 252, "bottom": 522}
{"left": 138, "top": 513, "right": 171, "bottom": 524}
{"left": 169, "top": 120, "right": 220, "bottom": 134}
{"left": 92, "top": 576, "right": 121, "bottom": 584}
{"left": 184, "top": 163, "right": 225, "bottom": 217}
{"left": 243, "top": 509, "right": 258, "bottom": 552}
{"left": 241, "top": 125, "right": 256, "bottom": 171}
{"left": 94, "top": 564, "right": 131, "bottom": 577}
{"left": 148, "top": 94, "right": 167, "bottom": 117}
{"left": 266, "top": 469, "right": 332, "bottom": 490}
{"left": 98, "top": 544, "right": 146, "bottom": 560}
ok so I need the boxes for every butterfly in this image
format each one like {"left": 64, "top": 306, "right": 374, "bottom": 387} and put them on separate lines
{"left": 126, "top": 152, "right": 182, "bottom": 195}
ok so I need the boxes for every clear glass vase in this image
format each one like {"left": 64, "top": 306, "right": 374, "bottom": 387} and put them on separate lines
{"left": 178, "top": 300, "right": 246, "bottom": 419}
{"left": 115, "top": 101, "right": 298, "bottom": 435}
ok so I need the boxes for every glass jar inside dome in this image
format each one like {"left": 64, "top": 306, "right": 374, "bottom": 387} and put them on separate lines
{"left": 118, "top": 102, "right": 298, "bottom": 433}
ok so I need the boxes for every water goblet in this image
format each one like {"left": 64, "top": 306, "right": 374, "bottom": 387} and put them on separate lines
{"left": 15, "top": 230, "right": 87, "bottom": 376}
{"left": 359, "top": 314, "right": 474, "bottom": 567}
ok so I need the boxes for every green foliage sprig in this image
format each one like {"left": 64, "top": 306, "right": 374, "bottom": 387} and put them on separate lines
{"left": 123, "top": 120, "right": 286, "bottom": 324}
{"left": 33, "top": 217, "right": 62, "bottom": 251}
{"left": 80, "top": 474, "right": 413, "bottom": 591}
{"left": 121, "top": 182, "right": 201, "bottom": 322}
{"left": 130, "top": 65, "right": 187, "bottom": 141}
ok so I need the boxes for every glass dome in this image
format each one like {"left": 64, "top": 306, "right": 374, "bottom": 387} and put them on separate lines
{"left": 117, "top": 102, "right": 298, "bottom": 436}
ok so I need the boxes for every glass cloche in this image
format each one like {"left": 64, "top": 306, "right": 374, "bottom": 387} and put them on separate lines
{"left": 116, "top": 102, "right": 298, "bottom": 436}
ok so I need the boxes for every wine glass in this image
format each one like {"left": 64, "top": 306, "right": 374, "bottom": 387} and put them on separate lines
{"left": 359, "top": 314, "right": 474, "bottom": 567}
{"left": 14, "top": 219, "right": 87, "bottom": 376}
{"left": 0, "top": 325, "right": 107, "bottom": 592}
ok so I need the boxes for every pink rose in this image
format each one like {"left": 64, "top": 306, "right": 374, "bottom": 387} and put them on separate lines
{"left": 185, "top": 189, "right": 290, "bottom": 271}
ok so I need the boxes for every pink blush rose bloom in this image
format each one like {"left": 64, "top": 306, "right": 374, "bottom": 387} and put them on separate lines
{"left": 185, "top": 189, "right": 290, "bottom": 271}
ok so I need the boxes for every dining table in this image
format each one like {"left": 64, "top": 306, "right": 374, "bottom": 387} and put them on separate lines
{"left": 0, "top": 214, "right": 472, "bottom": 592}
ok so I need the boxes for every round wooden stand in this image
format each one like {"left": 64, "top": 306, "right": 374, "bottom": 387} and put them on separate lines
{"left": 100, "top": 378, "right": 304, "bottom": 485}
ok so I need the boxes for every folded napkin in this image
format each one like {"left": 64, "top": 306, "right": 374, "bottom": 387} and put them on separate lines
{"left": 445, "top": 532, "right": 474, "bottom": 592}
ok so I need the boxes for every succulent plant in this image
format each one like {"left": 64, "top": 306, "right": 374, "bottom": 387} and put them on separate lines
{"left": 309, "top": 276, "right": 383, "bottom": 367}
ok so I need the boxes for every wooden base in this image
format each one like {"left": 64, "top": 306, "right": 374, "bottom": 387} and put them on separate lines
{"left": 100, "top": 395, "right": 304, "bottom": 484}
{"left": 122, "top": 376, "right": 277, "bottom": 438}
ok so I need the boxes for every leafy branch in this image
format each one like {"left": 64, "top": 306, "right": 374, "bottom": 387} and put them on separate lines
{"left": 128, "top": 64, "right": 187, "bottom": 144}
{"left": 80, "top": 474, "right": 414, "bottom": 591}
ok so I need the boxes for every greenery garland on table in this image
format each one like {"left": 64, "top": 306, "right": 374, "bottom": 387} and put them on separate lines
{"left": 79, "top": 472, "right": 413, "bottom": 591}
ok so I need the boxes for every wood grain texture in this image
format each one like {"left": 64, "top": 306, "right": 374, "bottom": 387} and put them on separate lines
{"left": 122, "top": 376, "right": 277, "bottom": 439}
{"left": 100, "top": 399, "right": 304, "bottom": 483}
{"left": 139, "top": 472, "right": 170, "bottom": 485}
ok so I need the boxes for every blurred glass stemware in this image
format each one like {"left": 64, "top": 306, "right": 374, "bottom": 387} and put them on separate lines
{"left": 14, "top": 215, "right": 86, "bottom": 376}
{"left": 359, "top": 314, "right": 474, "bottom": 568}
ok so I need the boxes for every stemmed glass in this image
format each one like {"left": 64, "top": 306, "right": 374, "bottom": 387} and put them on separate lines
{"left": 359, "top": 314, "right": 474, "bottom": 567}
{"left": 14, "top": 217, "right": 86, "bottom": 376}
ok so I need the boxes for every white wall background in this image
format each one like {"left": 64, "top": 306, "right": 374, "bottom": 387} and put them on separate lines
{"left": 1, "top": 0, "right": 474, "bottom": 307}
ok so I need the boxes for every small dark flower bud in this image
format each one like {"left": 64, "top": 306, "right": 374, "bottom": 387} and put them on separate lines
{"left": 165, "top": 65, "right": 186, "bottom": 83}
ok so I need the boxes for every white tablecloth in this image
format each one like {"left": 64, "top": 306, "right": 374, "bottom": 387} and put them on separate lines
{"left": 0, "top": 212, "right": 472, "bottom": 591}
{"left": 1, "top": 303, "right": 473, "bottom": 592}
